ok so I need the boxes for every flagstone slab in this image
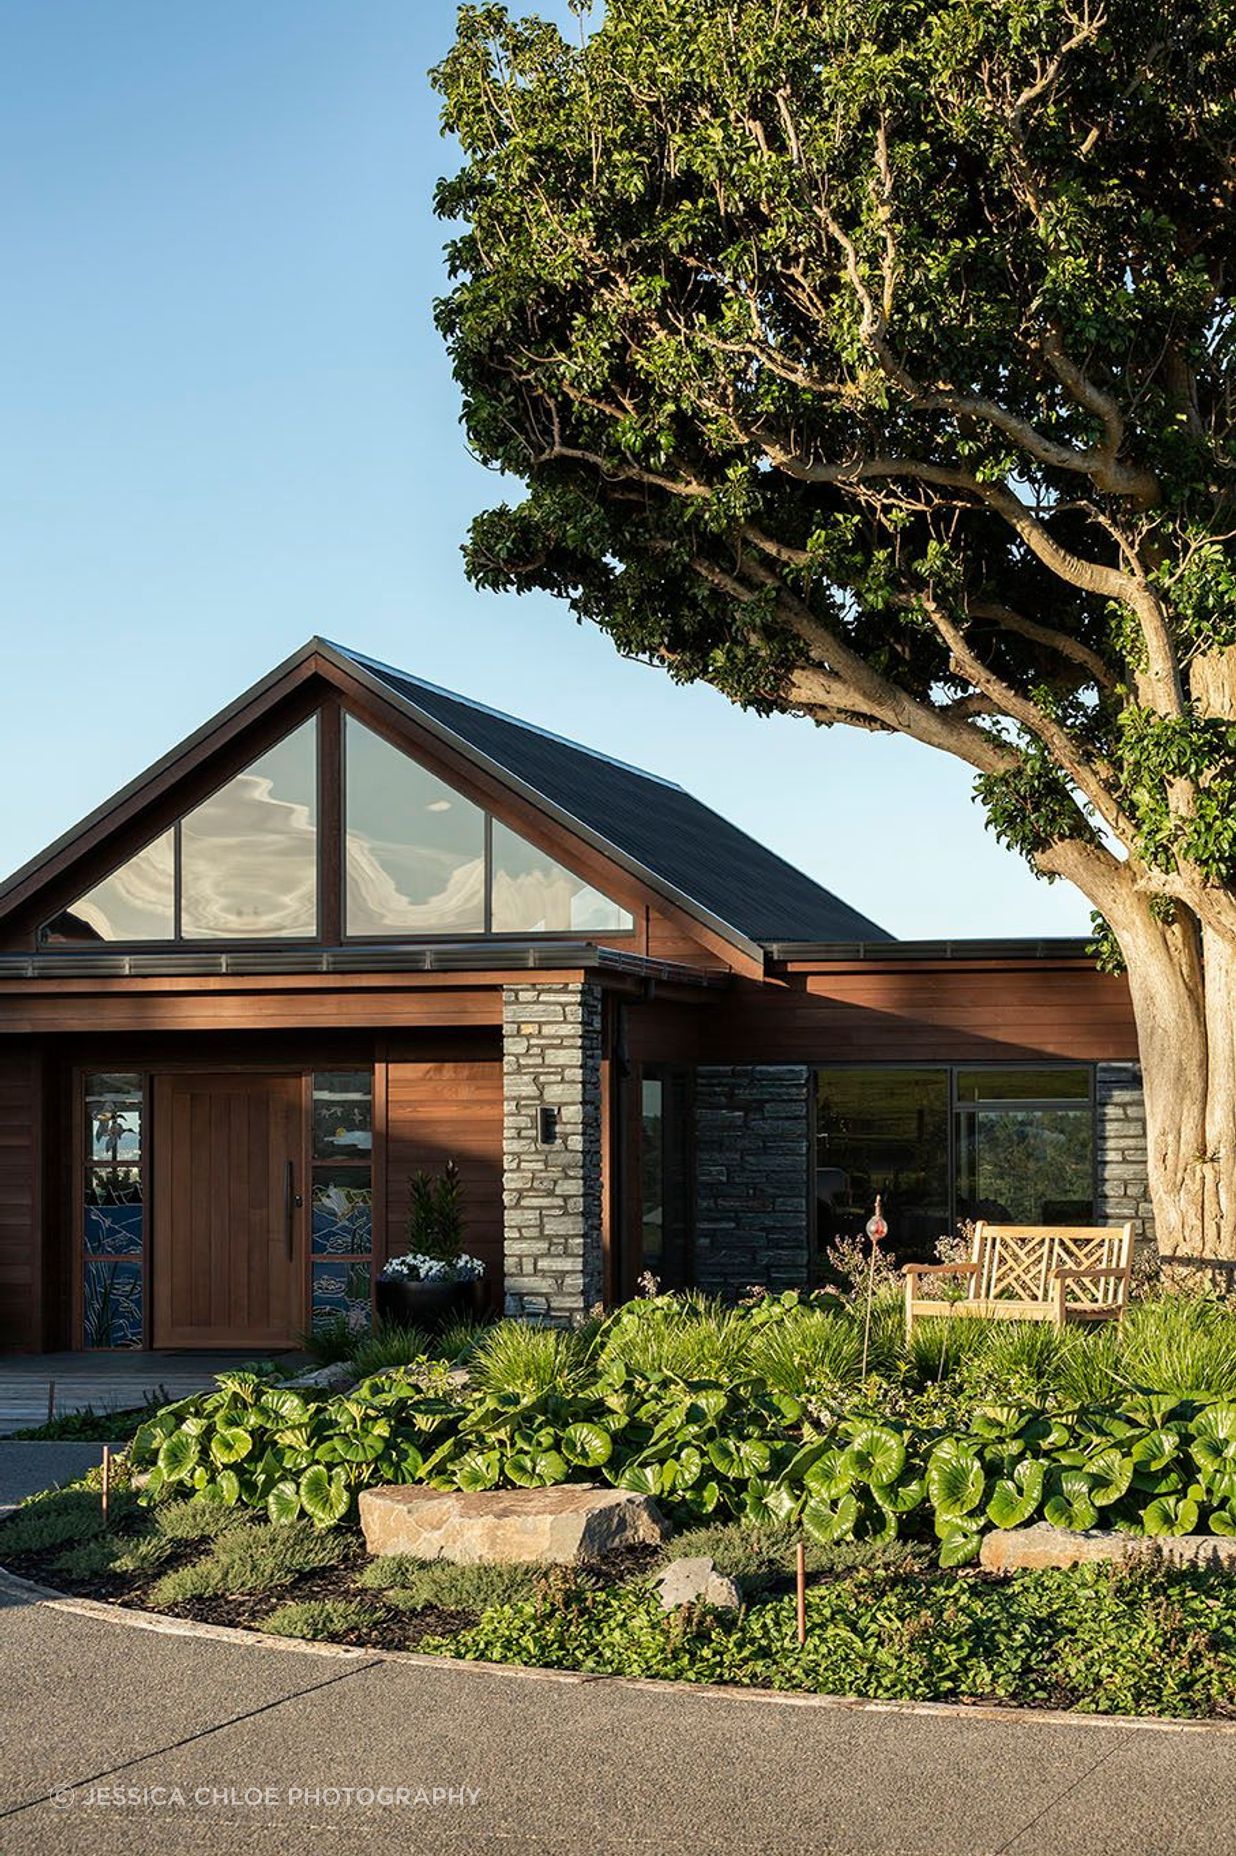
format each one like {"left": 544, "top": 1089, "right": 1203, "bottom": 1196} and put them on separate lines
{"left": 980, "top": 1522, "right": 1236, "bottom": 1572}
{"left": 359, "top": 1483, "right": 668, "bottom": 1564}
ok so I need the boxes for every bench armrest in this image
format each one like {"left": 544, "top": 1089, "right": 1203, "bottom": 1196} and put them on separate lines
{"left": 903, "top": 1262, "right": 979, "bottom": 1280}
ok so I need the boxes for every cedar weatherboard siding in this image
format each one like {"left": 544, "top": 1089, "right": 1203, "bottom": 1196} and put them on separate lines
{"left": 0, "top": 1050, "right": 42, "bottom": 1349}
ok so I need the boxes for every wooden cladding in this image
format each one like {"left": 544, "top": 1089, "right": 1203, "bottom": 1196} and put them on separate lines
{"left": 384, "top": 1058, "right": 504, "bottom": 1311}
{"left": 700, "top": 964, "right": 1139, "bottom": 1064}
{"left": 0, "top": 1052, "right": 41, "bottom": 1349}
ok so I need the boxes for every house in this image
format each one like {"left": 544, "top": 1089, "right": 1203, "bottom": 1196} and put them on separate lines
{"left": 0, "top": 639, "right": 1149, "bottom": 1351}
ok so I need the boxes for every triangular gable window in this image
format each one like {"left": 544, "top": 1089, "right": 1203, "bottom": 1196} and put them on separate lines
{"left": 45, "top": 719, "right": 318, "bottom": 944}
{"left": 42, "top": 710, "right": 633, "bottom": 946}
{"left": 343, "top": 717, "right": 632, "bottom": 938}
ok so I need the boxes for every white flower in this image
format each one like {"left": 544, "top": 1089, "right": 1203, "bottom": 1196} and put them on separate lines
{"left": 378, "top": 1250, "right": 486, "bottom": 1285}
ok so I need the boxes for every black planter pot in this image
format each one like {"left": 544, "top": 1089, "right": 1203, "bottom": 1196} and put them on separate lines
{"left": 375, "top": 1275, "right": 479, "bottom": 1332}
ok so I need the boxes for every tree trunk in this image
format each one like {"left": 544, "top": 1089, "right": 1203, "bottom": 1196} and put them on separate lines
{"left": 1118, "top": 909, "right": 1236, "bottom": 1264}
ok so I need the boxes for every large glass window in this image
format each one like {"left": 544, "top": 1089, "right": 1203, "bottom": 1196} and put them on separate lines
{"left": 815, "top": 1066, "right": 1095, "bottom": 1263}
{"left": 82, "top": 1073, "right": 146, "bottom": 1347}
{"left": 181, "top": 722, "right": 318, "bottom": 939}
{"left": 491, "top": 821, "right": 633, "bottom": 934}
{"left": 49, "top": 719, "right": 318, "bottom": 944}
{"left": 345, "top": 719, "right": 486, "bottom": 935}
{"left": 309, "top": 1070, "right": 374, "bottom": 1335}
{"left": 638, "top": 1069, "right": 693, "bottom": 1291}
{"left": 956, "top": 1068, "right": 1093, "bottom": 1226}
{"left": 43, "top": 707, "right": 635, "bottom": 947}
{"left": 816, "top": 1068, "right": 950, "bottom": 1262}
{"left": 55, "top": 832, "right": 175, "bottom": 943}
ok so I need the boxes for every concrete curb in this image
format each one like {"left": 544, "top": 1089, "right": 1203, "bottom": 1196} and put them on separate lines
{"left": 4, "top": 1562, "right": 1236, "bottom": 1737}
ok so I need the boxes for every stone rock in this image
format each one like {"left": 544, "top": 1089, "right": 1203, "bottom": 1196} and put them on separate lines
{"left": 282, "top": 1362, "right": 358, "bottom": 1393}
{"left": 980, "top": 1523, "right": 1236, "bottom": 1574}
{"left": 359, "top": 1483, "right": 668, "bottom": 1565}
{"left": 654, "top": 1555, "right": 742, "bottom": 1612}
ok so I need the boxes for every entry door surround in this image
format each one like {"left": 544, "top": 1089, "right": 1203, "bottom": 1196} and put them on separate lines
{"left": 153, "top": 1071, "right": 305, "bottom": 1348}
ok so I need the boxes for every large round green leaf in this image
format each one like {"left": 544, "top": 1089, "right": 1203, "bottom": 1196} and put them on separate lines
{"left": 1131, "top": 1428, "right": 1182, "bottom": 1472}
{"left": 875, "top": 1472, "right": 925, "bottom": 1515}
{"left": 938, "top": 1524, "right": 982, "bottom": 1568}
{"left": 986, "top": 1458, "right": 1045, "bottom": 1529}
{"left": 266, "top": 1479, "right": 301, "bottom": 1525}
{"left": 926, "top": 1440, "right": 985, "bottom": 1518}
{"left": 157, "top": 1430, "right": 200, "bottom": 1484}
{"left": 614, "top": 1461, "right": 661, "bottom": 1496}
{"left": 1208, "top": 1507, "right": 1236, "bottom": 1536}
{"left": 209, "top": 1425, "right": 253, "bottom": 1466}
{"left": 803, "top": 1445, "right": 856, "bottom": 1499}
{"left": 1189, "top": 1406, "right": 1236, "bottom": 1476}
{"left": 455, "top": 1450, "right": 500, "bottom": 1492}
{"left": 561, "top": 1422, "right": 614, "bottom": 1468}
{"left": 1085, "top": 1447, "right": 1134, "bottom": 1507}
{"left": 1142, "top": 1494, "right": 1200, "bottom": 1537}
{"left": 299, "top": 1464, "right": 349, "bottom": 1527}
{"left": 802, "top": 1491, "right": 859, "bottom": 1545}
{"left": 842, "top": 1425, "right": 906, "bottom": 1487}
{"left": 1043, "top": 1471, "right": 1098, "bottom": 1532}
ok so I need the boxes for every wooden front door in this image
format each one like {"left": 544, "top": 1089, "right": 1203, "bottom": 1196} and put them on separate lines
{"left": 153, "top": 1073, "right": 304, "bottom": 1348}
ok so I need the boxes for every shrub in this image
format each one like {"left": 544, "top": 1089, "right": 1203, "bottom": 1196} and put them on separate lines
{"left": 354, "top": 1553, "right": 431, "bottom": 1590}
{"left": 660, "top": 1521, "right": 925, "bottom": 1587}
{"left": 0, "top": 1486, "right": 134, "bottom": 1557}
{"left": 263, "top": 1598, "right": 383, "bottom": 1641}
{"left": 470, "top": 1320, "right": 594, "bottom": 1398}
{"left": 597, "top": 1294, "right": 752, "bottom": 1381}
{"left": 349, "top": 1323, "right": 430, "bottom": 1378}
{"left": 380, "top": 1560, "right": 540, "bottom": 1613}
{"left": 155, "top": 1497, "right": 257, "bottom": 1542}
{"left": 149, "top": 1521, "right": 344, "bottom": 1605}
{"left": 298, "top": 1314, "right": 356, "bottom": 1366}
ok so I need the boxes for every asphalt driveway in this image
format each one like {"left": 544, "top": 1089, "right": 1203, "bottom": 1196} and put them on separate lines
{"left": 3, "top": 1579, "right": 1236, "bottom": 1856}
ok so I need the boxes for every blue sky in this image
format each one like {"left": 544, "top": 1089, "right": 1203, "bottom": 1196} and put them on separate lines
{"left": 0, "top": 0, "right": 1090, "bottom": 939}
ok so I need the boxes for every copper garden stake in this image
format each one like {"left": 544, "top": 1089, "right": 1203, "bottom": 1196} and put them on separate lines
{"left": 796, "top": 1537, "right": 807, "bottom": 1647}
{"left": 860, "top": 1197, "right": 889, "bottom": 1380}
{"left": 101, "top": 1445, "right": 111, "bottom": 1525}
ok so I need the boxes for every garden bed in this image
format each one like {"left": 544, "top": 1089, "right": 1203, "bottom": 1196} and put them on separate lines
{"left": 6, "top": 1485, "right": 1236, "bottom": 1718}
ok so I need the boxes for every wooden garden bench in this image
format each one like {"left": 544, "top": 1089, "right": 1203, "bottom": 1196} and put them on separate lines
{"left": 903, "top": 1221, "right": 1134, "bottom": 1338}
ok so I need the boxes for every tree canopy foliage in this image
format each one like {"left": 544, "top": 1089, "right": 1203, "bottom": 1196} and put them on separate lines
{"left": 435, "top": 0, "right": 1236, "bottom": 931}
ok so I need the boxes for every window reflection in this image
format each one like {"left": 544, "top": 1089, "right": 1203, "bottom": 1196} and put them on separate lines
{"left": 181, "top": 722, "right": 318, "bottom": 939}
{"left": 345, "top": 719, "right": 485, "bottom": 935}
{"left": 51, "top": 831, "right": 175, "bottom": 943}
{"left": 491, "top": 820, "right": 632, "bottom": 933}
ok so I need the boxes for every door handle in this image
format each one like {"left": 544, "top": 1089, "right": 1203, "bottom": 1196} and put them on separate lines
{"left": 285, "top": 1160, "right": 303, "bottom": 1258}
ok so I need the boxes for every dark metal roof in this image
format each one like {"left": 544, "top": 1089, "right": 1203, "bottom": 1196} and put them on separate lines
{"left": 331, "top": 644, "right": 892, "bottom": 951}
{"left": 767, "top": 937, "right": 1096, "bottom": 963}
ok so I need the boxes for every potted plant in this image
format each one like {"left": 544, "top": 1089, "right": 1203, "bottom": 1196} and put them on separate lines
{"left": 376, "top": 1160, "right": 485, "bottom": 1328}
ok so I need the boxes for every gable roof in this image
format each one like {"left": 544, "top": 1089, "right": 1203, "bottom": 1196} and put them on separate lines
{"left": 327, "top": 643, "right": 892, "bottom": 951}
{"left": 0, "top": 637, "right": 891, "bottom": 959}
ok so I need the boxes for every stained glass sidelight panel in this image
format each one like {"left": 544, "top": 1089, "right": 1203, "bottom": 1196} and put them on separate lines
{"left": 311, "top": 1170, "right": 373, "bottom": 1255}
{"left": 83, "top": 1260, "right": 144, "bottom": 1349}
{"left": 83, "top": 1072, "right": 145, "bottom": 1346}
{"left": 311, "top": 1258, "right": 373, "bottom": 1332}
{"left": 85, "top": 1171, "right": 143, "bottom": 1256}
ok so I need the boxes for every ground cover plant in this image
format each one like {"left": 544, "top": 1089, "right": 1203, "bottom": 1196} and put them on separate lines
{"left": 6, "top": 1476, "right": 1236, "bottom": 1717}
{"left": 120, "top": 1286, "right": 1236, "bottom": 1563}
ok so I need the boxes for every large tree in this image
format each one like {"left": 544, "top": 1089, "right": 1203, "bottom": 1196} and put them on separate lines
{"left": 433, "top": 0, "right": 1236, "bottom": 1260}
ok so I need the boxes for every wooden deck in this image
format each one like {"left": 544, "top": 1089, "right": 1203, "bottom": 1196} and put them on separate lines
{"left": 0, "top": 1350, "right": 300, "bottom": 1435}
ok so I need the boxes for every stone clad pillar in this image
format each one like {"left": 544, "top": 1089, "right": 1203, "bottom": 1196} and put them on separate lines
{"left": 1095, "top": 1062, "right": 1154, "bottom": 1246}
{"left": 501, "top": 980, "right": 603, "bottom": 1322}
{"left": 693, "top": 1064, "right": 812, "bottom": 1294}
